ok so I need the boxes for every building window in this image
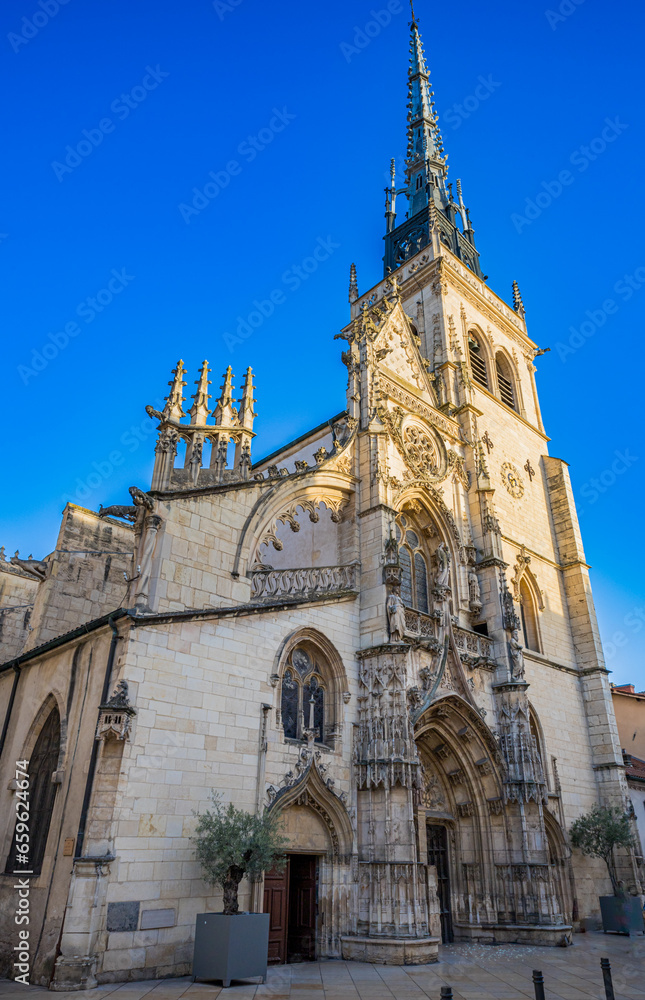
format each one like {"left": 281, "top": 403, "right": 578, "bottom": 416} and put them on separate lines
{"left": 468, "top": 334, "right": 488, "bottom": 388}
{"left": 280, "top": 647, "right": 326, "bottom": 744}
{"left": 5, "top": 706, "right": 61, "bottom": 876}
{"left": 396, "top": 516, "right": 430, "bottom": 614}
{"left": 520, "top": 579, "right": 541, "bottom": 652}
{"left": 495, "top": 353, "right": 516, "bottom": 409}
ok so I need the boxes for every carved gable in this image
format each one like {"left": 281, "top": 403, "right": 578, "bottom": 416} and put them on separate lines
{"left": 373, "top": 302, "right": 434, "bottom": 402}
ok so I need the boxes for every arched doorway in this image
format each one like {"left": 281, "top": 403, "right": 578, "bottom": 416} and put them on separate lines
{"left": 264, "top": 801, "right": 331, "bottom": 964}
{"left": 5, "top": 704, "right": 61, "bottom": 876}
{"left": 415, "top": 696, "right": 508, "bottom": 941}
{"left": 265, "top": 761, "right": 355, "bottom": 963}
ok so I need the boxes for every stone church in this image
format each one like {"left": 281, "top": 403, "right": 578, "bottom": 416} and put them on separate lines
{"left": 0, "top": 8, "right": 640, "bottom": 990}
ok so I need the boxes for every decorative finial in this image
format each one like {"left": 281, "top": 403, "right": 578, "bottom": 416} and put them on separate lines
{"left": 189, "top": 360, "right": 211, "bottom": 426}
{"left": 349, "top": 263, "right": 359, "bottom": 303}
{"left": 512, "top": 280, "right": 526, "bottom": 319}
{"left": 409, "top": 0, "right": 417, "bottom": 22}
{"left": 238, "top": 367, "right": 257, "bottom": 430}
{"left": 213, "top": 366, "right": 237, "bottom": 426}
{"left": 163, "top": 360, "right": 187, "bottom": 422}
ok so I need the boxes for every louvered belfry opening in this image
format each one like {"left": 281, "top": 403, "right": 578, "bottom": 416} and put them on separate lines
{"left": 495, "top": 353, "right": 516, "bottom": 409}
{"left": 468, "top": 334, "right": 488, "bottom": 388}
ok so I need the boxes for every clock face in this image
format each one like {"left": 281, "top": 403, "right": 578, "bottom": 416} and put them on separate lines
{"left": 501, "top": 462, "right": 524, "bottom": 499}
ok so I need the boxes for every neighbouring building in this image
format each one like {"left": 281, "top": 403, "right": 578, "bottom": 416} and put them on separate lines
{"left": 611, "top": 683, "right": 645, "bottom": 855}
{"left": 0, "top": 7, "right": 641, "bottom": 990}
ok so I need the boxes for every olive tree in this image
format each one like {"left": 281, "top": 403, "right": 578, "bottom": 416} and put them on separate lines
{"left": 570, "top": 804, "right": 634, "bottom": 896}
{"left": 193, "top": 792, "right": 287, "bottom": 915}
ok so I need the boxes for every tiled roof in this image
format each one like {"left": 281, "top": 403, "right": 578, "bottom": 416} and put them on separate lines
{"left": 624, "top": 753, "right": 645, "bottom": 783}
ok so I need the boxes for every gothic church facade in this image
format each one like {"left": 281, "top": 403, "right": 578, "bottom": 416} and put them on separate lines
{"left": 0, "top": 10, "right": 640, "bottom": 990}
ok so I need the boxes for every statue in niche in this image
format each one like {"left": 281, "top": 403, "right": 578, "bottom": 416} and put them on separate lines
{"left": 435, "top": 541, "right": 451, "bottom": 589}
{"left": 509, "top": 629, "right": 525, "bottom": 680}
{"left": 468, "top": 568, "right": 482, "bottom": 610}
{"left": 387, "top": 590, "right": 407, "bottom": 642}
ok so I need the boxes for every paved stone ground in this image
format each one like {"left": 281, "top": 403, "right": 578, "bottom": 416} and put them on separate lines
{"left": 1, "top": 933, "right": 643, "bottom": 1000}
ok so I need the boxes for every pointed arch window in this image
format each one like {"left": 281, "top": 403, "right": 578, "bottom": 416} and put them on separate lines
{"left": 395, "top": 516, "right": 430, "bottom": 614}
{"left": 519, "top": 578, "right": 541, "bottom": 652}
{"left": 495, "top": 352, "right": 516, "bottom": 409}
{"left": 5, "top": 706, "right": 61, "bottom": 876}
{"left": 468, "top": 333, "right": 488, "bottom": 388}
{"left": 280, "top": 647, "right": 326, "bottom": 745}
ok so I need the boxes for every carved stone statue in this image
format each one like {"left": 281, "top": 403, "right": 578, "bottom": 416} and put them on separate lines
{"left": 468, "top": 568, "right": 482, "bottom": 610}
{"left": 10, "top": 552, "right": 48, "bottom": 580}
{"left": 99, "top": 487, "right": 160, "bottom": 612}
{"left": 509, "top": 629, "right": 525, "bottom": 680}
{"left": 387, "top": 591, "right": 407, "bottom": 642}
{"left": 435, "top": 542, "right": 451, "bottom": 589}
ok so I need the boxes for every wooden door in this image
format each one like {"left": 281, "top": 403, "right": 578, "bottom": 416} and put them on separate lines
{"left": 287, "top": 854, "right": 317, "bottom": 962}
{"left": 427, "top": 824, "right": 453, "bottom": 943}
{"left": 263, "top": 864, "right": 289, "bottom": 964}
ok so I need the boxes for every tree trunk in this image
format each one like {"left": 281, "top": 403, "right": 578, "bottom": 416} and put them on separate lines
{"left": 222, "top": 865, "right": 245, "bottom": 915}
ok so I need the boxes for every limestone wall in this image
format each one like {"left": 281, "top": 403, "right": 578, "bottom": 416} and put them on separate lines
{"left": 25, "top": 506, "right": 133, "bottom": 650}
{"left": 91, "top": 597, "right": 359, "bottom": 981}
{"left": 0, "top": 626, "right": 119, "bottom": 985}
{"left": 0, "top": 564, "right": 39, "bottom": 661}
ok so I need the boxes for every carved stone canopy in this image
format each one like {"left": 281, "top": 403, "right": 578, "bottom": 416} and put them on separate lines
{"left": 96, "top": 680, "right": 136, "bottom": 742}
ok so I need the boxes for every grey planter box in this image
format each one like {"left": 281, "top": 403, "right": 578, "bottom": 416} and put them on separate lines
{"left": 599, "top": 895, "right": 644, "bottom": 935}
{"left": 193, "top": 912, "right": 270, "bottom": 988}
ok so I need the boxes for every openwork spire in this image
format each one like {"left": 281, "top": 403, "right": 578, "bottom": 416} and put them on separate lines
{"left": 405, "top": 13, "right": 447, "bottom": 217}
{"left": 163, "top": 360, "right": 187, "bottom": 421}
{"left": 382, "top": 2, "right": 483, "bottom": 279}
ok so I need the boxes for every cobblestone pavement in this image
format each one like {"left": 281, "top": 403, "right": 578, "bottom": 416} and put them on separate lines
{"left": 1, "top": 933, "right": 643, "bottom": 1000}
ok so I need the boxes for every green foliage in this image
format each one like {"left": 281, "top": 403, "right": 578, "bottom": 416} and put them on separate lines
{"left": 192, "top": 792, "right": 287, "bottom": 914}
{"left": 570, "top": 804, "right": 634, "bottom": 895}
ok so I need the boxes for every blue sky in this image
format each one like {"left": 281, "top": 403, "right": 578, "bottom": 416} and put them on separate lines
{"left": 1, "top": 0, "right": 643, "bottom": 687}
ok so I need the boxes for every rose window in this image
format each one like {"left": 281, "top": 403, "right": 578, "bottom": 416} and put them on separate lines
{"left": 403, "top": 426, "right": 438, "bottom": 474}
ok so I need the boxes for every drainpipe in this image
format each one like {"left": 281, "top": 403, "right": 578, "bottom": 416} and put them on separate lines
{"left": 0, "top": 665, "right": 21, "bottom": 760}
{"left": 250, "top": 703, "right": 272, "bottom": 912}
{"left": 74, "top": 616, "right": 120, "bottom": 858}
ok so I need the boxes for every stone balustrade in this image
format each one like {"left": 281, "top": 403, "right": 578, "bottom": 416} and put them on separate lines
{"left": 251, "top": 564, "right": 358, "bottom": 601}
{"left": 453, "top": 625, "right": 494, "bottom": 664}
